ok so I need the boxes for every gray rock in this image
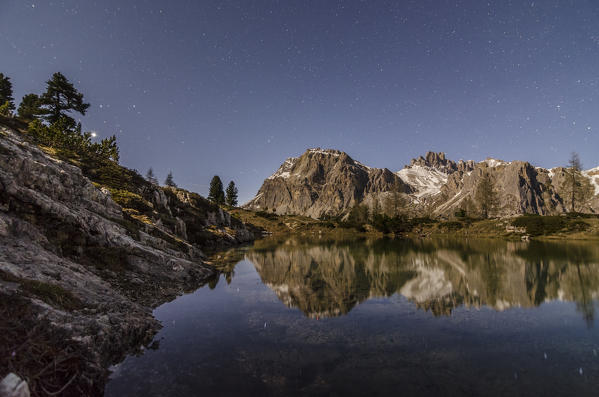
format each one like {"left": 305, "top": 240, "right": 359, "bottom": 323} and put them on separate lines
{"left": 0, "top": 373, "right": 30, "bottom": 397}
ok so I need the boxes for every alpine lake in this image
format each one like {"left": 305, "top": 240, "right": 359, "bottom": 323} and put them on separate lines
{"left": 105, "top": 237, "right": 599, "bottom": 396}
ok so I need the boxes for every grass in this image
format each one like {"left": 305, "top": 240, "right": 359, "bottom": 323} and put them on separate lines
{"left": 108, "top": 189, "right": 153, "bottom": 214}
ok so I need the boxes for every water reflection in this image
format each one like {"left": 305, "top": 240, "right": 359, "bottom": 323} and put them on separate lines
{"left": 245, "top": 238, "right": 599, "bottom": 322}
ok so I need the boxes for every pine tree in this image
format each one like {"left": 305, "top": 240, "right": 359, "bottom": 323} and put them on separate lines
{"left": 146, "top": 168, "right": 158, "bottom": 185}
{"left": 347, "top": 204, "right": 369, "bottom": 228}
{"left": 561, "top": 152, "right": 591, "bottom": 212}
{"left": 39, "top": 72, "right": 90, "bottom": 125}
{"left": 0, "top": 73, "right": 15, "bottom": 115}
{"left": 165, "top": 171, "right": 177, "bottom": 188}
{"left": 225, "top": 181, "right": 238, "bottom": 207}
{"left": 208, "top": 175, "right": 225, "bottom": 204}
{"left": 475, "top": 172, "right": 498, "bottom": 218}
{"left": 98, "top": 135, "right": 119, "bottom": 162}
{"left": 17, "top": 93, "right": 42, "bottom": 121}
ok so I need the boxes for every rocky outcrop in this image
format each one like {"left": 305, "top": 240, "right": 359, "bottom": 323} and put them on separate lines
{"left": 0, "top": 125, "right": 254, "bottom": 395}
{"left": 432, "top": 160, "right": 599, "bottom": 217}
{"left": 247, "top": 149, "right": 598, "bottom": 218}
{"left": 244, "top": 148, "right": 411, "bottom": 218}
{"left": 407, "top": 151, "right": 474, "bottom": 175}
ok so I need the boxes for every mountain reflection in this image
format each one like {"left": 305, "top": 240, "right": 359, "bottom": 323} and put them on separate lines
{"left": 245, "top": 238, "right": 599, "bottom": 322}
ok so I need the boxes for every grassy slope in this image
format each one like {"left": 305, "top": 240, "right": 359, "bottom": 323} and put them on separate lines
{"left": 229, "top": 206, "right": 599, "bottom": 241}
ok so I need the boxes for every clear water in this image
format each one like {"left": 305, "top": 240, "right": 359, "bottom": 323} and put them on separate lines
{"left": 105, "top": 237, "right": 599, "bottom": 396}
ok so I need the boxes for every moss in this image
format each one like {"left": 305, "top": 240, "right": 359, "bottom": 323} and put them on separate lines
{"left": 108, "top": 188, "right": 153, "bottom": 214}
{"left": 130, "top": 213, "right": 153, "bottom": 225}
{"left": 0, "top": 270, "right": 84, "bottom": 311}
{"left": 111, "top": 214, "right": 142, "bottom": 240}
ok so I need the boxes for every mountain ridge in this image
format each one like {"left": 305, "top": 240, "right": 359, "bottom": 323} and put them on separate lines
{"left": 245, "top": 148, "right": 599, "bottom": 218}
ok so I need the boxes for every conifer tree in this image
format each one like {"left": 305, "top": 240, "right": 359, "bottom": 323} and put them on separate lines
{"left": 208, "top": 175, "right": 225, "bottom": 204}
{"left": 146, "top": 168, "right": 158, "bottom": 185}
{"left": 0, "top": 73, "right": 15, "bottom": 115}
{"left": 475, "top": 172, "right": 498, "bottom": 218}
{"left": 17, "top": 93, "right": 42, "bottom": 121}
{"left": 561, "top": 152, "right": 591, "bottom": 212}
{"left": 225, "top": 181, "right": 238, "bottom": 207}
{"left": 165, "top": 171, "right": 177, "bottom": 188}
{"left": 39, "top": 72, "right": 90, "bottom": 125}
{"left": 98, "top": 135, "right": 119, "bottom": 162}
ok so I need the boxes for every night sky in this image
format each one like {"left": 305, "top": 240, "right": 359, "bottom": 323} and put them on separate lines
{"left": 1, "top": 1, "right": 598, "bottom": 202}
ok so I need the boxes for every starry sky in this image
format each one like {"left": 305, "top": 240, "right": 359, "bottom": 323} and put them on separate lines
{"left": 1, "top": 0, "right": 598, "bottom": 202}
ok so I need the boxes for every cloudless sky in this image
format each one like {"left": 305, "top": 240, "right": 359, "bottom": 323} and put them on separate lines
{"left": 1, "top": 0, "right": 598, "bottom": 202}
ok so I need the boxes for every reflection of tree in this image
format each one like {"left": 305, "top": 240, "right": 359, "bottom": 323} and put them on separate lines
{"left": 244, "top": 237, "right": 599, "bottom": 321}
{"left": 525, "top": 262, "right": 549, "bottom": 305}
{"left": 573, "top": 264, "right": 595, "bottom": 327}
{"left": 480, "top": 253, "right": 502, "bottom": 306}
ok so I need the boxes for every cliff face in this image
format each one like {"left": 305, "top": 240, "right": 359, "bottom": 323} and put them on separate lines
{"left": 0, "top": 125, "right": 253, "bottom": 394}
{"left": 247, "top": 149, "right": 599, "bottom": 218}
{"left": 244, "top": 148, "right": 411, "bottom": 218}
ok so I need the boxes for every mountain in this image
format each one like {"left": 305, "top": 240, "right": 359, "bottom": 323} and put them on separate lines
{"left": 244, "top": 148, "right": 411, "bottom": 218}
{"left": 246, "top": 149, "right": 599, "bottom": 218}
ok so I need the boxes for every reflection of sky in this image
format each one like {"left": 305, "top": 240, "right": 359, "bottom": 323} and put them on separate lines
{"left": 2, "top": 1, "right": 599, "bottom": 203}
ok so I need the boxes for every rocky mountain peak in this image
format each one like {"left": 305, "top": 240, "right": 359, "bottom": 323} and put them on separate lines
{"left": 248, "top": 147, "right": 599, "bottom": 219}
{"left": 409, "top": 152, "right": 457, "bottom": 174}
{"left": 245, "top": 147, "right": 410, "bottom": 218}
{"left": 305, "top": 148, "right": 345, "bottom": 157}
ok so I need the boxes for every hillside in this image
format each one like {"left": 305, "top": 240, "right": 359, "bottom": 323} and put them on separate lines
{"left": 0, "top": 120, "right": 254, "bottom": 396}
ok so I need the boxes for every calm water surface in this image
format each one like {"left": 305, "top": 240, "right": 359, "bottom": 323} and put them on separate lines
{"left": 105, "top": 238, "right": 599, "bottom": 396}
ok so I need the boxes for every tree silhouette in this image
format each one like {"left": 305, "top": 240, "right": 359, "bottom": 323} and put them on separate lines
{"left": 0, "top": 73, "right": 15, "bottom": 114}
{"left": 39, "top": 72, "right": 90, "bottom": 125}
{"left": 208, "top": 175, "right": 225, "bottom": 204}
{"left": 165, "top": 171, "right": 177, "bottom": 188}
{"left": 17, "top": 94, "right": 42, "bottom": 121}
{"left": 561, "top": 152, "right": 591, "bottom": 212}
{"left": 225, "top": 181, "right": 238, "bottom": 206}
{"left": 475, "top": 171, "right": 498, "bottom": 218}
{"left": 145, "top": 168, "right": 158, "bottom": 185}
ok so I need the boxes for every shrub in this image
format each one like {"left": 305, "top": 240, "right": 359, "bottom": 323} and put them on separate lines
{"left": 566, "top": 219, "right": 590, "bottom": 232}
{"left": 255, "top": 210, "right": 278, "bottom": 220}
{"left": 512, "top": 215, "right": 565, "bottom": 236}
{"left": 439, "top": 221, "right": 463, "bottom": 231}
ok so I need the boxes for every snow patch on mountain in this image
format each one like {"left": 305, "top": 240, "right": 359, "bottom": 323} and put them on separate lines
{"left": 481, "top": 158, "right": 509, "bottom": 168}
{"left": 396, "top": 165, "right": 448, "bottom": 198}
{"left": 267, "top": 157, "right": 298, "bottom": 180}
{"left": 583, "top": 167, "right": 599, "bottom": 195}
{"left": 354, "top": 160, "right": 372, "bottom": 170}
{"left": 307, "top": 148, "right": 341, "bottom": 156}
